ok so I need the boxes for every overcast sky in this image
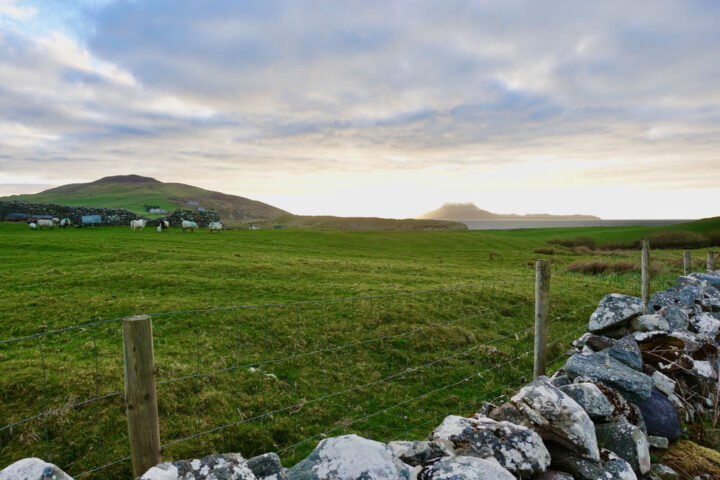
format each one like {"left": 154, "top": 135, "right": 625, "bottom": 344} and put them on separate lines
{"left": 1, "top": 1, "right": 719, "bottom": 219}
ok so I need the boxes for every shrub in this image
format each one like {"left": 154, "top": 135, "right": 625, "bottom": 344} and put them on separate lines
{"left": 548, "top": 236, "right": 597, "bottom": 249}
{"left": 643, "top": 230, "right": 708, "bottom": 249}
{"left": 566, "top": 260, "right": 638, "bottom": 275}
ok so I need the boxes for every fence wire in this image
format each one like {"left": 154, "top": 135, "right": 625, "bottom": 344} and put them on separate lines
{"left": 0, "top": 248, "right": 690, "bottom": 479}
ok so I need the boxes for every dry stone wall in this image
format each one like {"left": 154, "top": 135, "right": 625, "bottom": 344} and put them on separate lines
{"left": 0, "top": 201, "right": 220, "bottom": 227}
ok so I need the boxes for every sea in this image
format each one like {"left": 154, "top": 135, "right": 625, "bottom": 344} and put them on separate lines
{"left": 461, "top": 219, "right": 692, "bottom": 230}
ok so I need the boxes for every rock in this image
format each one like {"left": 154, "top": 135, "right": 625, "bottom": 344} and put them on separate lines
{"left": 687, "top": 272, "right": 720, "bottom": 288}
{"left": 635, "top": 390, "right": 682, "bottom": 441}
{"left": 418, "top": 456, "right": 514, "bottom": 480}
{"left": 428, "top": 414, "right": 549, "bottom": 477}
{"left": 564, "top": 352, "right": 653, "bottom": 403}
{"left": 387, "top": 440, "right": 453, "bottom": 467}
{"left": 247, "top": 453, "right": 287, "bottom": 480}
{"left": 286, "top": 435, "right": 412, "bottom": 480}
{"left": 692, "top": 359, "right": 717, "bottom": 393}
{"left": 594, "top": 420, "right": 651, "bottom": 475}
{"left": 649, "top": 289, "right": 681, "bottom": 312}
{"left": 0, "top": 458, "right": 73, "bottom": 480}
{"left": 558, "top": 382, "right": 614, "bottom": 421}
{"left": 533, "top": 471, "right": 574, "bottom": 480}
{"left": 659, "top": 306, "right": 689, "bottom": 330}
{"left": 573, "top": 333, "right": 616, "bottom": 351}
{"left": 652, "top": 464, "right": 680, "bottom": 479}
{"left": 588, "top": 294, "right": 644, "bottom": 334}
{"left": 648, "top": 435, "right": 669, "bottom": 449}
{"left": 549, "top": 374, "right": 571, "bottom": 388}
{"left": 139, "top": 454, "right": 256, "bottom": 480}
{"left": 505, "top": 379, "right": 599, "bottom": 461}
{"left": 606, "top": 335, "right": 643, "bottom": 370}
{"left": 689, "top": 312, "right": 720, "bottom": 338}
{"left": 631, "top": 315, "right": 669, "bottom": 333}
{"left": 651, "top": 370, "right": 676, "bottom": 396}
{"left": 677, "top": 285, "right": 702, "bottom": 308}
{"left": 548, "top": 447, "right": 637, "bottom": 480}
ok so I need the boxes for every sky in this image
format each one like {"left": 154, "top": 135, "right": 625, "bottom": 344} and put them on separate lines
{"left": 0, "top": 1, "right": 719, "bottom": 219}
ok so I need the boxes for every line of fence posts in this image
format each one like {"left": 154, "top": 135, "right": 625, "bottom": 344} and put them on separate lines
{"left": 117, "top": 244, "right": 708, "bottom": 477}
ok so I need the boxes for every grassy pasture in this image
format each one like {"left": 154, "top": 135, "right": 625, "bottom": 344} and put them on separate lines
{"left": 0, "top": 222, "right": 705, "bottom": 478}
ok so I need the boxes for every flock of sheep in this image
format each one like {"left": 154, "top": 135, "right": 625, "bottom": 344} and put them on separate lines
{"left": 28, "top": 217, "right": 223, "bottom": 232}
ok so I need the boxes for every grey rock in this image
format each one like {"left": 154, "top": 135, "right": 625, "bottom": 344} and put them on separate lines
{"left": 139, "top": 454, "right": 256, "bottom": 480}
{"left": 548, "top": 447, "right": 637, "bottom": 480}
{"left": 677, "top": 285, "right": 702, "bottom": 308}
{"left": 558, "top": 382, "right": 614, "bottom": 421}
{"left": 594, "top": 420, "right": 651, "bottom": 475}
{"left": 589, "top": 294, "right": 645, "bottom": 333}
{"left": 247, "top": 453, "right": 287, "bottom": 480}
{"left": 286, "top": 435, "right": 412, "bottom": 480}
{"left": 689, "top": 312, "right": 720, "bottom": 337}
{"left": 659, "top": 306, "right": 689, "bottom": 330}
{"left": 533, "top": 471, "right": 574, "bottom": 480}
{"left": 652, "top": 370, "right": 676, "bottom": 396}
{"left": 648, "top": 435, "right": 669, "bottom": 449}
{"left": 688, "top": 272, "right": 720, "bottom": 288}
{"left": 549, "top": 374, "right": 571, "bottom": 388}
{"left": 606, "top": 335, "right": 643, "bottom": 370}
{"left": 387, "top": 440, "right": 453, "bottom": 467}
{"left": 0, "top": 458, "right": 73, "bottom": 480}
{"left": 564, "top": 352, "right": 653, "bottom": 403}
{"left": 418, "top": 456, "right": 514, "bottom": 480}
{"left": 649, "top": 289, "right": 681, "bottom": 312}
{"left": 429, "top": 415, "right": 549, "bottom": 478}
{"left": 631, "top": 314, "right": 669, "bottom": 333}
{"left": 636, "top": 390, "right": 682, "bottom": 441}
{"left": 652, "top": 464, "right": 680, "bottom": 479}
{"left": 507, "top": 379, "right": 599, "bottom": 461}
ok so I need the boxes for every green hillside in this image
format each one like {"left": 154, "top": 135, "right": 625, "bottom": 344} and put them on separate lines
{"left": 0, "top": 174, "right": 289, "bottom": 223}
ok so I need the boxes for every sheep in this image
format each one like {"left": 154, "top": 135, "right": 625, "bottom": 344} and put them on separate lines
{"left": 182, "top": 220, "right": 198, "bottom": 232}
{"left": 208, "top": 221, "right": 223, "bottom": 232}
{"left": 130, "top": 219, "right": 147, "bottom": 231}
{"left": 29, "top": 222, "right": 37, "bottom": 229}
{"left": 36, "top": 219, "right": 55, "bottom": 229}
{"left": 60, "top": 218, "right": 72, "bottom": 228}
{"left": 157, "top": 225, "right": 162, "bottom": 233}
{"left": 157, "top": 220, "right": 169, "bottom": 232}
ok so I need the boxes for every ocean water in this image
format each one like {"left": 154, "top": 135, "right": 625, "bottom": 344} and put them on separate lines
{"left": 461, "top": 219, "right": 692, "bottom": 230}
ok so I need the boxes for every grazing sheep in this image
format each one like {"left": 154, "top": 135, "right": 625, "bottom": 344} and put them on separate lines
{"left": 182, "top": 220, "right": 198, "bottom": 232}
{"left": 162, "top": 220, "right": 169, "bottom": 230}
{"left": 60, "top": 218, "right": 72, "bottom": 228}
{"left": 157, "top": 225, "right": 162, "bottom": 233}
{"left": 29, "top": 222, "right": 37, "bottom": 230}
{"left": 208, "top": 221, "right": 222, "bottom": 232}
{"left": 130, "top": 219, "right": 147, "bottom": 231}
{"left": 36, "top": 219, "right": 55, "bottom": 229}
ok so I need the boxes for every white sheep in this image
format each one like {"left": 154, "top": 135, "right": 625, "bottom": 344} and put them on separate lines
{"left": 130, "top": 219, "right": 147, "bottom": 231}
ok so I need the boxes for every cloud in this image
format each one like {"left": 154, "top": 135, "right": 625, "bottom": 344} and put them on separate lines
{"left": 0, "top": 0, "right": 719, "bottom": 218}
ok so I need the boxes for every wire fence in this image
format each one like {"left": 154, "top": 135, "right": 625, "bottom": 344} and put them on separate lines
{"left": 0, "top": 248, "right": 702, "bottom": 479}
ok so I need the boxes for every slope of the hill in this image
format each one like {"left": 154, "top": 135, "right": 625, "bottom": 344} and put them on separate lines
{"left": 1, "top": 175, "right": 290, "bottom": 222}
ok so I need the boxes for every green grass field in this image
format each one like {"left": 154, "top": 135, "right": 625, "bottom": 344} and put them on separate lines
{"left": 0, "top": 221, "right": 714, "bottom": 478}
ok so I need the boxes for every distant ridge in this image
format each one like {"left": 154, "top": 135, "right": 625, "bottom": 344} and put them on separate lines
{"left": 418, "top": 202, "right": 601, "bottom": 221}
{"left": 1, "top": 174, "right": 289, "bottom": 222}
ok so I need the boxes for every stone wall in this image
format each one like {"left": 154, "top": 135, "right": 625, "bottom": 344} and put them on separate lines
{"left": 0, "top": 201, "right": 220, "bottom": 227}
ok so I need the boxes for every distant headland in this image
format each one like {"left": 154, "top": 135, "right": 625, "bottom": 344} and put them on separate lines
{"left": 417, "top": 203, "right": 601, "bottom": 221}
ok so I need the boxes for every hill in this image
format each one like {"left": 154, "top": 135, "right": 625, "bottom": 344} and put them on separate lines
{"left": 0, "top": 175, "right": 289, "bottom": 222}
{"left": 269, "top": 214, "right": 467, "bottom": 231}
{"left": 418, "top": 202, "right": 600, "bottom": 220}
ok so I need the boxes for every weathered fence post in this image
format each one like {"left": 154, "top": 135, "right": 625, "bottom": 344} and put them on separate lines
{"left": 533, "top": 259, "right": 551, "bottom": 379}
{"left": 641, "top": 240, "right": 650, "bottom": 312}
{"left": 683, "top": 250, "right": 691, "bottom": 276}
{"left": 123, "top": 315, "right": 161, "bottom": 478}
{"left": 708, "top": 251, "right": 716, "bottom": 272}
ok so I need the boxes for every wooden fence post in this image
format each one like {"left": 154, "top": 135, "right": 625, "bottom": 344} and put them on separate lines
{"left": 683, "top": 250, "right": 691, "bottom": 276}
{"left": 641, "top": 240, "right": 650, "bottom": 312}
{"left": 708, "top": 251, "right": 716, "bottom": 272}
{"left": 123, "top": 315, "right": 161, "bottom": 478}
{"left": 534, "top": 260, "right": 551, "bottom": 379}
